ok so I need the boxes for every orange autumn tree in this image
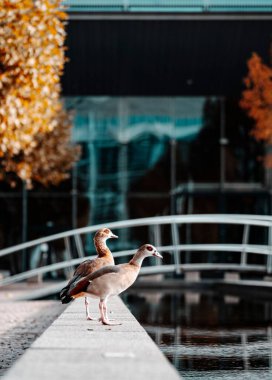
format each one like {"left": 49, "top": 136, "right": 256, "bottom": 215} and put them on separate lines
{"left": 0, "top": 0, "right": 80, "bottom": 188}
{"left": 240, "top": 52, "right": 272, "bottom": 166}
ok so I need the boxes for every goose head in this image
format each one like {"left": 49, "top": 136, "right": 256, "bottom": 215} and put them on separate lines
{"left": 143, "top": 244, "right": 162, "bottom": 259}
{"left": 143, "top": 244, "right": 163, "bottom": 259}
{"left": 94, "top": 228, "right": 118, "bottom": 241}
{"left": 130, "top": 244, "right": 162, "bottom": 267}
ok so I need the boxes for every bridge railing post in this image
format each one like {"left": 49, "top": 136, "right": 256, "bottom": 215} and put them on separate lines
{"left": 152, "top": 224, "right": 162, "bottom": 266}
{"left": 3, "top": 215, "right": 272, "bottom": 289}
{"left": 267, "top": 225, "right": 272, "bottom": 274}
{"left": 171, "top": 223, "right": 181, "bottom": 274}
{"left": 74, "top": 234, "right": 85, "bottom": 258}
{"left": 241, "top": 224, "right": 250, "bottom": 267}
{"left": 64, "top": 237, "right": 74, "bottom": 278}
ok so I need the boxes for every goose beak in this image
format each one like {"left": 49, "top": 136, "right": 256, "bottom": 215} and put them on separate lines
{"left": 153, "top": 251, "right": 163, "bottom": 259}
{"left": 110, "top": 233, "right": 118, "bottom": 239}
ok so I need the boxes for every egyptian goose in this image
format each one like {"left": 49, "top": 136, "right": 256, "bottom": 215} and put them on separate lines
{"left": 61, "top": 244, "right": 162, "bottom": 325}
{"left": 60, "top": 228, "right": 118, "bottom": 320}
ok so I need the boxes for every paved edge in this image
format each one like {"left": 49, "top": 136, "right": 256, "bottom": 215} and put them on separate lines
{"left": 2, "top": 297, "right": 181, "bottom": 380}
{"left": 0, "top": 301, "right": 66, "bottom": 377}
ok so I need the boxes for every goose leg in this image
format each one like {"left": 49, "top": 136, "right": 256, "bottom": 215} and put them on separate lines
{"left": 98, "top": 308, "right": 114, "bottom": 322}
{"left": 99, "top": 299, "right": 121, "bottom": 326}
{"left": 85, "top": 297, "right": 97, "bottom": 321}
{"left": 98, "top": 304, "right": 114, "bottom": 322}
{"left": 103, "top": 303, "right": 115, "bottom": 321}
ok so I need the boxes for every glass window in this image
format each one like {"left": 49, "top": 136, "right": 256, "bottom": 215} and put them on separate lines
{"left": 0, "top": 96, "right": 268, "bottom": 265}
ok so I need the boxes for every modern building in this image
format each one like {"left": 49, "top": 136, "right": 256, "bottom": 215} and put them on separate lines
{"left": 1, "top": 1, "right": 272, "bottom": 266}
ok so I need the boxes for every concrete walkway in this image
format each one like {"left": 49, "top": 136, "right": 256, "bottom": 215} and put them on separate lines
{"left": 2, "top": 297, "right": 181, "bottom": 380}
{"left": 0, "top": 301, "right": 65, "bottom": 377}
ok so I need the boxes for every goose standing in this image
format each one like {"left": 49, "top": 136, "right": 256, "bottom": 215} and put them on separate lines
{"left": 60, "top": 228, "right": 118, "bottom": 320}
{"left": 61, "top": 244, "right": 162, "bottom": 325}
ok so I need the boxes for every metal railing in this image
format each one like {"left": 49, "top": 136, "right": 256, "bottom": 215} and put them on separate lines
{"left": 62, "top": 0, "right": 272, "bottom": 13}
{"left": 1, "top": 214, "right": 272, "bottom": 291}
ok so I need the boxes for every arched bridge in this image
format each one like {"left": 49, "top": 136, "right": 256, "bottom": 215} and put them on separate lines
{"left": 1, "top": 214, "right": 272, "bottom": 299}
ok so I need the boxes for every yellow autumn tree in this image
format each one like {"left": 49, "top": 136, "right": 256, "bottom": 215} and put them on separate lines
{"left": 0, "top": 0, "right": 80, "bottom": 187}
{"left": 240, "top": 52, "right": 272, "bottom": 165}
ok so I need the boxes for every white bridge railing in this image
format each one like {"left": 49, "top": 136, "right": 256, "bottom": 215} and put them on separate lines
{"left": 1, "top": 214, "right": 272, "bottom": 290}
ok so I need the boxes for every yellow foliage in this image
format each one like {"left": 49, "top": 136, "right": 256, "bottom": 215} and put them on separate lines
{"left": 240, "top": 53, "right": 272, "bottom": 142}
{"left": 0, "top": 0, "right": 80, "bottom": 187}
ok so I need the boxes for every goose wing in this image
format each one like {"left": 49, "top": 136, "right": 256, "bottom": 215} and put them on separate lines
{"left": 69, "top": 266, "right": 120, "bottom": 297}
{"left": 60, "top": 259, "right": 96, "bottom": 300}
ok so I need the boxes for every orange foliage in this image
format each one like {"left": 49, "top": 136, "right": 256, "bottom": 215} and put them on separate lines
{"left": 0, "top": 0, "right": 80, "bottom": 188}
{"left": 240, "top": 52, "right": 272, "bottom": 142}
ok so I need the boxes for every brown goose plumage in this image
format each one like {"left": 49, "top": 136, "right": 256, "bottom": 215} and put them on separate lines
{"left": 62, "top": 244, "right": 162, "bottom": 325}
{"left": 60, "top": 228, "right": 118, "bottom": 319}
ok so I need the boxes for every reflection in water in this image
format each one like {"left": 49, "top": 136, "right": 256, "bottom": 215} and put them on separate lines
{"left": 122, "top": 290, "right": 272, "bottom": 379}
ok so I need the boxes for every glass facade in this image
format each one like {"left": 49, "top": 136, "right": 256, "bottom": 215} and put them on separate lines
{"left": 69, "top": 97, "right": 206, "bottom": 225}
{"left": 62, "top": 0, "right": 272, "bottom": 13}
{"left": 0, "top": 96, "right": 269, "bottom": 267}
{"left": 68, "top": 96, "right": 266, "bottom": 223}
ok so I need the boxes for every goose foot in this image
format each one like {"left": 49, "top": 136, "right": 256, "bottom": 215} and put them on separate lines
{"left": 86, "top": 315, "right": 98, "bottom": 321}
{"left": 85, "top": 297, "right": 98, "bottom": 320}
{"left": 99, "top": 300, "right": 121, "bottom": 326}
{"left": 101, "top": 319, "right": 122, "bottom": 326}
{"left": 98, "top": 317, "right": 115, "bottom": 322}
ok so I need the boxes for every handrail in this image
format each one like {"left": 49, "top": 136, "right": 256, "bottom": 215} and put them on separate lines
{"left": 1, "top": 243, "right": 270, "bottom": 287}
{"left": 1, "top": 214, "right": 272, "bottom": 288}
{"left": 1, "top": 214, "right": 272, "bottom": 258}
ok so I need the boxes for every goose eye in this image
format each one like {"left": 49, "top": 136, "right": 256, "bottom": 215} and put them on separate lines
{"left": 104, "top": 229, "right": 110, "bottom": 234}
{"left": 146, "top": 245, "right": 153, "bottom": 251}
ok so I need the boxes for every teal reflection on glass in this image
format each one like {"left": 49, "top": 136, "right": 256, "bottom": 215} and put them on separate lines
{"left": 65, "top": 96, "right": 206, "bottom": 228}
{"left": 62, "top": 0, "right": 272, "bottom": 13}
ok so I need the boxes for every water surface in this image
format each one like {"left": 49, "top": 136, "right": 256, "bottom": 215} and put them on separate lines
{"left": 123, "top": 290, "right": 272, "bottom": 379}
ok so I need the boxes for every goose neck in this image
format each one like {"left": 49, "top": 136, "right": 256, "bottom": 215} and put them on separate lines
{"left": 129, "top": 251, "right": 146, "bottom": 267}
{"left": 94, "top": 238, "right": 110, "bottom": 257}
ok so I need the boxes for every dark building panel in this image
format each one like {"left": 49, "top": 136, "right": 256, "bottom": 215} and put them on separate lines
{"left": 62, "top": 18, "right": 272, "bottom": 96}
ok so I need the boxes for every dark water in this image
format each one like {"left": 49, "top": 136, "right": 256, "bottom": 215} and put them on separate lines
{"left": 123, "top": 290, "right": 272, "bottom": 379}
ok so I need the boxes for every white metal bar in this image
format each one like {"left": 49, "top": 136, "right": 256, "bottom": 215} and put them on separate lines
{"left": 1, "top": 243, "right": 271, "bottom": 287}
{"left": 153, "top": 224, "right": 162, "bottom": 247}
{"left": 171, "top": 223, "right": 181, "bottom": 274}
{"left": 152, "top": 224, "right": 162, "bottom": 266}
{"left": 1, "top": 214, "right": 272, "bottom": 258}
{"left": 241, "top": 224, "right": 250, "bottom": 266}
{"left": 1, "top": 214, "right": 272, "bottom": 289}
{"left": 74, "top": 235, "right": 85, "bottom": 258}
{"left": 267, "top": 225, "right": 272, "bottom": 273}
{"left": 140, "top": 264, "right": 267, "bottom": 275}
{"left": 64, "top": 236, "right": 74, "bottom": 276}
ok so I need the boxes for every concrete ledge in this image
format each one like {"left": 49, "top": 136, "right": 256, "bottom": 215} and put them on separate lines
{"left": 3, "top": 297, "right": 181, "bottom": 380}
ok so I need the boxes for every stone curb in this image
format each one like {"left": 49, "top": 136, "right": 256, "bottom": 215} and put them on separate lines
{"left": 2, "top": 297, "right": 181, "bottom": 380}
